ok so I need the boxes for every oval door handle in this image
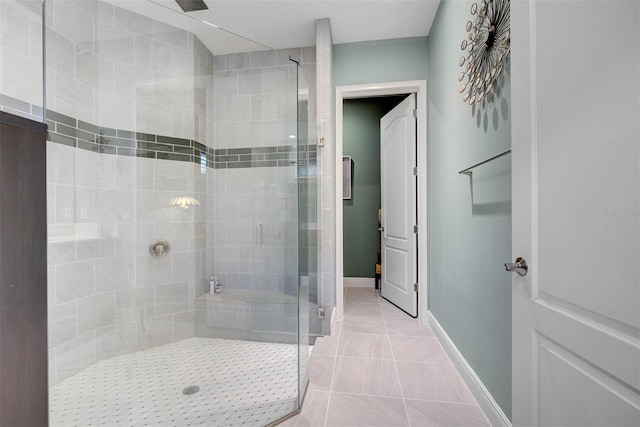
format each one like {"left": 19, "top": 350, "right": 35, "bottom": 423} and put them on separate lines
{"left": 505, "top": 257, "right": 528, "bottom": 276}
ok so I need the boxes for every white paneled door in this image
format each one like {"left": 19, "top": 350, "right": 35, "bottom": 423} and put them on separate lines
{"left": 511, "top": 1, "right": 640, "bottom": 425}
{"left": 380, "top": 94, "right": 418, "bottom": 317}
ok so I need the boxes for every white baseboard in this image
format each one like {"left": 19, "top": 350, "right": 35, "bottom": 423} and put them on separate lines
{"left": 428, "top": 311, "right": 511, "bottom": 427}
{"left": 343, "top": 277, "right": 375, "bottom": 288}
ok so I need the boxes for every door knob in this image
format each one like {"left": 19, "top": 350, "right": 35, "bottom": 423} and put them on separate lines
{"left": 505, "top": 257, "right": 528, "bottom": 276}
{"left": 378, "top": 227, "right": 384, "bottom": 232}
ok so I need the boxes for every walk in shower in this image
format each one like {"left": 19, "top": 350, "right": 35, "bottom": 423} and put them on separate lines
{"left": 0, "top": 0, "right": 319, "bottom": 425}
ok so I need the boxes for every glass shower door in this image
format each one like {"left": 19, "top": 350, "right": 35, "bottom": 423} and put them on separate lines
{"left": 43, "top": 0, "right": 313, "bottom": 423}
{"left": 206, "top": 52, "right": 308, "bottom": 424}
{"left": 248, "top": 57, "right": 301, "bottom": 420}
{"left": 296, "top": 58, "right": 316, "bottom": 405}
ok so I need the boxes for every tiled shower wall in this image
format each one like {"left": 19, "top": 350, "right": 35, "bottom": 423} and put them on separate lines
{"left": 208, "top": 48, "right": 315, "bottom": 293}
{"left": 39, "top": 0, "right": 215, "bottom": 385}
{"left": 47, "top": 142, "right": 209, "bottom": 385}
{"left": 44, "top": 0, "right": 210, "bottom": 140}
{"left": 1, "top": 0, "right": 320, "bottom": 384}
{"left": 0, "top": 0, "right": 44, "bottom": 119}
{"left": 315, "top": 18, "right": 335, "bottom": 334}
{"left": 204, "top": 48, "right": 319, "bottom": 340}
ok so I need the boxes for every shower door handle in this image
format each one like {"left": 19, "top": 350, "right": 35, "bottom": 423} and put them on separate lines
{"left": 256, "top": 223, "right": 263, "bottom": 247}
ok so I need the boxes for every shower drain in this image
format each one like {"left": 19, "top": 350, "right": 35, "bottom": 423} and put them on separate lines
{"left": 182, "top": 385, "right": 200, "bottom": 395}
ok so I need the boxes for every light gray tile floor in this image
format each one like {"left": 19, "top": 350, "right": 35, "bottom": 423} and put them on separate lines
{"left": 281, "top": 287, "right": 490, "bottom": 427}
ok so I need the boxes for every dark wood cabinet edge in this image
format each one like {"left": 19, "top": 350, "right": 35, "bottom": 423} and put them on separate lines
{"left": 0, "top": 111, "right": 47, "bottom": 134}
{"left": 0, "top": 110, "right": 49, "bottom": 426}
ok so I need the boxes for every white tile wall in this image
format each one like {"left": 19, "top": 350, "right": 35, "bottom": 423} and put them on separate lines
{"left": 55, "top": 331, "right": 97, "bottom": 383}
{"left": 44, "top": 5, "right": 215, "bottom": 379}
{"left": 95, "top": 322, "right": 137, "bottom": 360}
{"left": 54, "top": 72, "right": 95, "bottom": 123}
{"left": 251, "top": 50, "right": 276, "bottom": 68}
{"left": 35, "top": 0, "right": 206, "bottom": 139}
{"left": 315, "top": 18, "right": 334, "bottom": 334}
{"left": 48, "top": 301, "right": 77, "bottom": 347}
{"left": 155, "top": 282, "right": 190, "bottom": 316}
{"left": 47, "top": 132, "right": 218, "bottom": 382}
{"left": 46, "top": 29, "right": 75, "bottom": 79}
{"left": 76, "top": 292, "right": 116, "bottom": 335}
{"left": 0, "top": 1, "right": 44, "bottom": 113}
{"left": 3, "top": 0, "right": 318, "bottom": 393}
{"left": 55, "top": 260, "right": 95, "bottom": 304}
{"left": 114, "top": 6, "right": 153, "bottom": 37}
{"left": 213, "top": 160, "right": 297, "bottom": 308}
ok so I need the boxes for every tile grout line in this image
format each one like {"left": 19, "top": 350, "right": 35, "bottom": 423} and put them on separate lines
{"left": 326, "top": 389, "right": 483, "bottom": 407}
{"left": 326, "top": 390, "right": 410, "bottom": 400}
{"left": 328, "top": 353, "right": 452, "bottom": 365}
{"left": 401, "top": 396, "right": 487, "bottom": 407}
{"left": 378, "top": 289, "right": 413, "bottom": 427}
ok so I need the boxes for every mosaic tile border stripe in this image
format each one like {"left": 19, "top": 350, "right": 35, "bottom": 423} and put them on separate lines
{"left": 0, "top": 94, "right": 317, "bottom": 169}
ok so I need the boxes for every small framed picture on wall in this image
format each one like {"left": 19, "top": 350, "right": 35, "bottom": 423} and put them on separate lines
{"left": 342, "top": 155, "right": 352, "bottom": 200}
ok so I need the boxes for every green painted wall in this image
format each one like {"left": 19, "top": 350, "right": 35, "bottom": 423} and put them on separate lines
{"left": 334, "top": 37, "right": 428, "bottom": 279}
{"left": 342, "top": 97, "right": 405, "bottom": 278}
{"left": 333, "top": 23, "right": 511, "bottom": 419}
{"left": 334, "top": 37, "right": 428, "bottom": 87}
{"left": 427, "top": 0, "right": 512, "bottom": 419}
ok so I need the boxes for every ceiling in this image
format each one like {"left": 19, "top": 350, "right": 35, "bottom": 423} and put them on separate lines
{"left": 110, "top": 0, "right": 441, "bottom": 54}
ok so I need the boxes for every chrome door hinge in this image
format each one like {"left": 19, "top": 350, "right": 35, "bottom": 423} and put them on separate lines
{"left": 412, "top": 167, "right": 418, "bottom": 176}
{"left": 412, "top": 109, "right": 417, "bottom": 118}
{"left": 413, "top": 225, "right": 418, "bottom": 233}
{"left": 414, "top": 283, "right": 419, "bottom": 292}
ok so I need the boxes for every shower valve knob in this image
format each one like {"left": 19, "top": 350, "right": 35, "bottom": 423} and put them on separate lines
{"left": 149, "top": 240, "right": 171, "bottom": 258}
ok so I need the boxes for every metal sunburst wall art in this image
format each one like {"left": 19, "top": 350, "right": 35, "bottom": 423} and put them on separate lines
{"left": 458, "top": 0, "right": 510, "bottom": 105}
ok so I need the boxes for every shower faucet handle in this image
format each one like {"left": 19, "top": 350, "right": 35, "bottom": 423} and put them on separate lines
{"left": 149, "top": 239, "right": 171, "bottom": 258}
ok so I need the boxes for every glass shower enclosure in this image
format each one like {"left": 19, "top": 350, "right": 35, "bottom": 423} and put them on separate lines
{"left": 0, "top": 0, "right": 317, "bottom": 424}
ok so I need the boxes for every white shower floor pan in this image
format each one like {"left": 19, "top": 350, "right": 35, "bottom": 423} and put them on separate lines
{"left": 50, "top": 338, "right": 299, "bottom": 426}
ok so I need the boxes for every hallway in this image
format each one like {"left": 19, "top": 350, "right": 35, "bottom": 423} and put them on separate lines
{"left": 282, "top": 287, "right": 490, "bottom": 426}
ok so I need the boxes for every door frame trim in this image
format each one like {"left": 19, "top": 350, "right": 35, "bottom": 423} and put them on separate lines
{"left": 335, "top": 80, "right": 428, "bottom": 324}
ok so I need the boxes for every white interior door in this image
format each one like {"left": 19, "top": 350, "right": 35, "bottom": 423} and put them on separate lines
{"left": 380, "top": 94, "right": 417, "bottom": 317}
{"left": 512, "top": 1, "right": 640, "bottom": 425}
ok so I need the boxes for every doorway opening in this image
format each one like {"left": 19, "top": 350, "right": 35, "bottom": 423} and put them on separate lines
{"left": 341, "top": 95, "right": 406, "bottom": 287}
{"left": 335, "top": 81, "right": 428, "bottom": 324}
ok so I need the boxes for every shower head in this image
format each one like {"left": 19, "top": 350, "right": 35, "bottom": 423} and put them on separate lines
{"left": 174, "top": 0, "right": 208, "bottom": 12}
